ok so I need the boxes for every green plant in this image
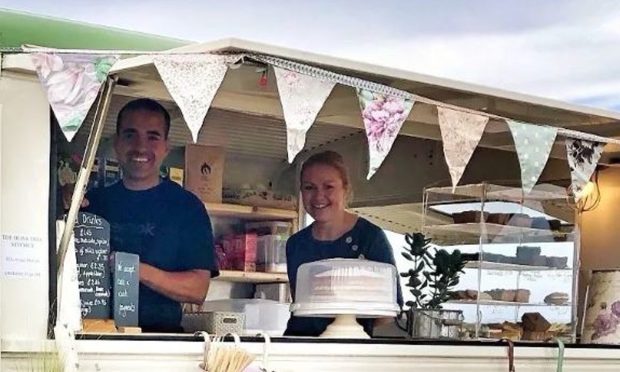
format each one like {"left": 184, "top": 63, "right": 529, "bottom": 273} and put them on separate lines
{"left": 400, "top": 232, "right": 466, "bottom": 310}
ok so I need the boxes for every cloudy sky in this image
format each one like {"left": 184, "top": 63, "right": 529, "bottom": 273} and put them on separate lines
{"left": 2, "top": 0, "right": 620, "bottom": 110}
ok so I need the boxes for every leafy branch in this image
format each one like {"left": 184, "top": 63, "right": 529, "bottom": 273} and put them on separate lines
{"left": 400, "top": 232, "right": 466, "bottom": 310}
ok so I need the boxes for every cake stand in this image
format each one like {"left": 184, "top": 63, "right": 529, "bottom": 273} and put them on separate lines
{"left": 293, "top": 304, "right": 399, "bottom": 338}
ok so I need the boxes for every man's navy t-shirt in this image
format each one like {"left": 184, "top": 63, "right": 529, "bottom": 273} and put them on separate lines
{"left": 284, "top": 217, "right": 403, "bottom": 337}
{"left": 84, "top": 179, "right": 218, "bottom": 332}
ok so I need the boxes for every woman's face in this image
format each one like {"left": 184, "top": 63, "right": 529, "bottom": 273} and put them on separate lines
{"left": 301, "top": 164, "right": 348, "bottom": 223}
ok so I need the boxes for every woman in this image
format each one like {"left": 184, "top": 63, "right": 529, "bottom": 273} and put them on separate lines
{"left": 284, "top": 150, "right": 403, "bottom": 337}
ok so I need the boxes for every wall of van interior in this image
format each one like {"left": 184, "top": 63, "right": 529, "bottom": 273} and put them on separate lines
{"left": 0, "top": 72, "right": 51, "bottom": 340}
{"left": 299, "top": 132, "right": 571, "bottom": 209}
{"left": 580, "top": 167, "right": 620, "bottom": 328}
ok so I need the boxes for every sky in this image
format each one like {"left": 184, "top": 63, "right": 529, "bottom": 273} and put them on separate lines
{"left": 2, "top": 0, "right": 620, "bottom": 111}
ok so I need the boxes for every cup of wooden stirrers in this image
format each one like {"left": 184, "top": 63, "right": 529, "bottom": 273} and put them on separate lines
{"left": 196, "top": 332, "right": 255, "bottom": 372}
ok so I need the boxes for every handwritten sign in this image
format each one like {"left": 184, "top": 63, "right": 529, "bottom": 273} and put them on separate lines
{"left": 74, "top": 212, "right": 111, "bottom": 319}
{"left": 112, "top": 251, "right": 139, "bottom": 327}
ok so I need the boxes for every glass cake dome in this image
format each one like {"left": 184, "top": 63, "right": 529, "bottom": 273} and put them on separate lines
{"left": 291, "top": 258, "right": 400, "bottom": 318}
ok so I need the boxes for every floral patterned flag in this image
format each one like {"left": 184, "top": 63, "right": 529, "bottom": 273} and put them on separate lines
{"left": 154, "top": 54, "right": 243, "bottom": 142}
{"left": 507, "top": 120, "right": 558, "bottom": 194}
{"left": 437, "top": 107, "right": 489, "bottom": 191}
{"left": 357, "top": 89, "right": 414, "bottom": 179}
{"left": 274, "top": 67, "right": 336, "bottom": 163}
{"left": 565, "top": 138, "right": 605, "bottom": 201}
{"left": 31, "top": 53, "right": 118, "bottom": 142}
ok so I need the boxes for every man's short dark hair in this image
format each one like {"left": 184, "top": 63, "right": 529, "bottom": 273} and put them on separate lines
{"left": 116, "top": 98, "right": 171, "bottom": 139}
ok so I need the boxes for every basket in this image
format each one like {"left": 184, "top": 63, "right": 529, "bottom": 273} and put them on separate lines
{"left": 182, "top": 311, "right": 245, "bottom": 335}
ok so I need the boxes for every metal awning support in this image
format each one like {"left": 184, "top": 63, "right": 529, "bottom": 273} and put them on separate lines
{"left": 56, "top": 76, "right": 117, "bottom": 307}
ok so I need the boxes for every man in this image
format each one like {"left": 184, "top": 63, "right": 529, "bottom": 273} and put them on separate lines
{"left": 84, "top": 98, "right": 218, "bottom": 332}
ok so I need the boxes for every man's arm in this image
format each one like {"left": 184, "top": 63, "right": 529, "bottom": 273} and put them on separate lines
{"left": 139, "top": 263, "right": 211, "bottom": 304}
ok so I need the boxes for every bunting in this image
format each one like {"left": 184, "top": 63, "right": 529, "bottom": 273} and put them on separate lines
{"left": 274, "top": 67, "right": 335, "bottom": 162}
{"left": 437, "top": 107, "right": 489, "bottom": 191}
{"left": 31, "top": 53, "right": 118, "bottom": 141}
{"left": 357, "top": 89, "right": 414, "bottom": 179}
{"left": 154, "top": 54, "right": 243, "bottom": 142}
{"left": 507, "top": 121, "right": 558, "bottom": 193}
{"left": 565, "top": 138, "right": 605, "bottom": 201}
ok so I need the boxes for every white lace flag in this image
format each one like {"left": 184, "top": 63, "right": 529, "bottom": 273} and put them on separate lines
{"left": 274, "top": 67, "right": 336, "bottom": 162}
{"left": 31, "top": 53, "right": 118, "bottom": 141}
{"left": 565, "top": 138, "right": 605, "bottom": 201}
{"left": 357, "top": 89, "right": 414, "bottom": 179}
{"left": 154, "top": 54, "right": 243, "bottom": 142}
{"left": 437, "top": 107, "right": 489, "bottom": 191}
{"left": 507, "top": 121, "right": 558, "bottom": 194}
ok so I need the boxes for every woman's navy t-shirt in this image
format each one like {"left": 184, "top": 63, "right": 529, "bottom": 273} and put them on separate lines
{"left": 84, "top": 179, "right": 218, "bottom": 332}
{"left": 284, "top": 217, "right": 403, "bottom": 337}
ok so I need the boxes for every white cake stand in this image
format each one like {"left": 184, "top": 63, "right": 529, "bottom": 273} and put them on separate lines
{"left": 292, "top": 303, "right": 399, "bottom": 339}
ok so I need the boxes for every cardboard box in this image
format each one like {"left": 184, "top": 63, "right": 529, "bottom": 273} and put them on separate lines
{"left": 184, "top": 145, "right": 224, "bottom": 203}
{"left": 222, "top": 188, "right": 297, "bottom": 210}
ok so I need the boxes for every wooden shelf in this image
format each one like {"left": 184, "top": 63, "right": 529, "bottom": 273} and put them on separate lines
{"left": 447, "top": 299, "right": 571, "bottom": 307}
{"left": 465, "top": 261, "right": 571, "bottom": 271}
{"left": 216, "top": 270, "right": 289, "bottom": 284}
{"left": 205, "top": 203, "right": 298, "bottom": 221}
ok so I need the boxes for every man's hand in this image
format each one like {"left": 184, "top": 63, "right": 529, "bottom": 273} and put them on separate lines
{"left": 139, "top": 263, "right": 211, "bottom": 304}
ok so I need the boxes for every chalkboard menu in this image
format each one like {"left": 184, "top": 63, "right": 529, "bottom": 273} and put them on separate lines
{"left": 74, "top": 212, "right": 111, "bottom": 319}
{"left": 112, "top": 251, "right": 140, "bottom": 327}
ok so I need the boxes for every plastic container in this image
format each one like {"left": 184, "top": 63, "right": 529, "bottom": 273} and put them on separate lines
{"left": 256, "top": 234, "right": 287, "bottom": 273}
{"left": 255, "top": 283, "right": 291, "bottom": 303}
{"left": 291, "top": 258, "right": 400, "bottom": 317}
{"left": 244, "top": 301, "right": 289, "bottom": 336}
{"left": 245, "top": 221, "right": 292, "bottom": 236}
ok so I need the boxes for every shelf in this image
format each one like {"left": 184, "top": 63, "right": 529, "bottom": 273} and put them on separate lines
{"left": 215, "top": 270, "right": 288, "bottom": 284}
{"left": 425, "top": 223, "right": 570, "bottom": 238}
{"left": 425, "top": 183, "right": 568, "bottom": 201}
{"left": 447, "top": 299, "right": 571, "bottom": 307}
{"left": 205, "top": 203, "right": 298, "bottom": 220}
{"left": 465, "top": 261, "right": 571, "bottom": 271}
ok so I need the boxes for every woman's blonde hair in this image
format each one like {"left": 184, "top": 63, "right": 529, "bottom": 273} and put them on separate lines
{"left": 300, "top": 151, "right": 352, "bottom": 197}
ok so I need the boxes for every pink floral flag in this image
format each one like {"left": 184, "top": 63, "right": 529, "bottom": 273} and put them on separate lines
{"left": 154, "top": 54, "right": 243, "bottom": 142}
{"left": 437, "top": 107, "right": 489, "bottom": 191}
{"left": 357, "top": 89, "right": 414, "bottom": 179}
{"left": 31, "top": 53, "right": 118, "bottom": 141}
{"left": 274, "top": 67, "right": 336, "bottom": 163}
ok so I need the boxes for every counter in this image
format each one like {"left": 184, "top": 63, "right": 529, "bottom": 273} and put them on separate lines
{"left": 3, "top": 336, "right": 620, "bottom": 371}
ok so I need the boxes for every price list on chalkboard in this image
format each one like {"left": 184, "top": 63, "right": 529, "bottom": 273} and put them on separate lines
{"left": 74, "top": 212, "right": 111, "bottom": 319}
{"left": 112, "top": 251, "right": 139, "bottom": 327}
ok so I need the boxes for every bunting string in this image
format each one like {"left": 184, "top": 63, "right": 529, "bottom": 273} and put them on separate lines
{"left": 5, "top": 46, "right": 619, "bottom": 147}
{"left": 247, "top": 53, "right": 620, "bottom": 146}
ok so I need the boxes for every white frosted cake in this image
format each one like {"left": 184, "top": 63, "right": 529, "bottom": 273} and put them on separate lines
{"left": 291, "top": 258, "right": 400, "bottom": 317}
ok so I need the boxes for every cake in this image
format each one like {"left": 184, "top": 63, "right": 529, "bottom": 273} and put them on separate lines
{"left": 308, "top": 265, "right": 394, "bottom": 303}
{"left": 544, "top": 292, "right": 570, "bottom": 305}
{"left": 291, "top": 258, "right": 400, "bottom": 317}
{"left": 485, "top": 288, "right": 530, "bottom": 302}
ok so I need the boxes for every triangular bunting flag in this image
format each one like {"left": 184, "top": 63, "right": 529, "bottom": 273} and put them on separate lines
{"left": 154, "top": 54, "right": 243, "bottom": 142}
{"left": 565, "top": 138, "right": 604, "bottom": 201}
{"left": 507, "top": 121, "right": 558, "bottom": 193}
{"left": 357, "top": 89, "right": 414, "bottom": 179}
{"left": 274, "top": 67, "right": 336, "bottom": 163}
{"left": 437, "top": 107, "right": 489, "bottom": 191}
{"left": 31, "top": 53, "right": 118, "bottom": 141}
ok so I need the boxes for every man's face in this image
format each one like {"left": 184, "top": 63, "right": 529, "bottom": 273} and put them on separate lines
{"left": 114, "top": 109, "right": 170, "bottom": 190}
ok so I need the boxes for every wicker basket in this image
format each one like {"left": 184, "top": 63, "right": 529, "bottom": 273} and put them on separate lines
{"left": 181, "top": 311, "right": 245, "bottom": 334}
